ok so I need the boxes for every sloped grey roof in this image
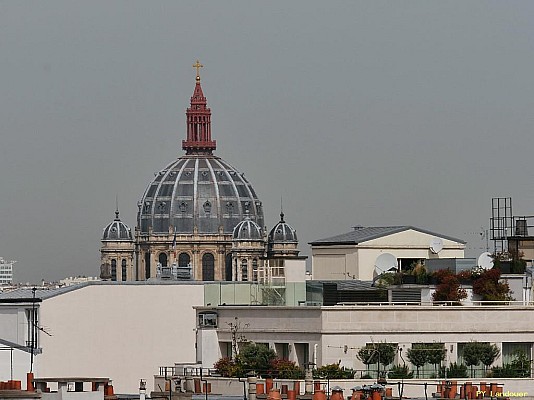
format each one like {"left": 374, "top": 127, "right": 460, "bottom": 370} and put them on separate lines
{"left": 309, "top": 226, "right": 466, "bottom": 246}
{"left": 0, "top": 285, "right": 86, "bottom": 301}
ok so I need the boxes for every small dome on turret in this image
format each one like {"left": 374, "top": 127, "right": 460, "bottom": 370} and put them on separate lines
{"left": 268, "top": 212, "right": 297, "bottom": 243}
{"left": 103, "top": 210, "right": 133, "bottom": 241}
{"left": 233, "top": 213, "right": 263, "bottom": 240}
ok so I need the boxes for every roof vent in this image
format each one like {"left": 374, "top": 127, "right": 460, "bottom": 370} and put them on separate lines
{"left": 352, "top": 225, "right": 364, "bottom": 231}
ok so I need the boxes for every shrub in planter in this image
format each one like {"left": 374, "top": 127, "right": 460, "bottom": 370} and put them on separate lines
{"left": 313, "top": 363, "right": 355, "bottom": 379}
{"left": 445, "top": 362, "right": 468, "bottom": 378}
{"left": 388, "top": 364, "right": 413, "bottom": 379}
{"left": 270, "top": 359, "right": 305, "bottom": 379}
{"left": 472, "top": 268, "right": 512, "bottom": 303}
{"left": 431, "top": 270, "right": 467, "bottom": 305}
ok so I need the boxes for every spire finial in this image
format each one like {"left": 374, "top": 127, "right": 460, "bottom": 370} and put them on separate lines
{"left": 193, "top": 60, "right": 203, "bottom": 82}
{"left": 115, "top": 195, "right": 120, "bottom": 220}
{"left": 280, "top": 196, "right": 285, "bottom": 222}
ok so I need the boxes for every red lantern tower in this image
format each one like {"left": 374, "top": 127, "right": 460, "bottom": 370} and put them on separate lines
{"left": 182, "top": 60, "right": 216, "bottom": 155}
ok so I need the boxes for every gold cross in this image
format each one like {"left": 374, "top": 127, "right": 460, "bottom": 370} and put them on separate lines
{"left": 193, "top": 60, "right": 203, "bottom": 80}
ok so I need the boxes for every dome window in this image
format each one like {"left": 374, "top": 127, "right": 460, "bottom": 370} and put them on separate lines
{"left": 226, "top": 202, "right": 234, "bottom": 213}
{"left": 144, "top": 202, "right": 151, "bottom": 212}
{"left": 158, "top": 202, "right": 167, "bottom": 211}
{"left": 179, "top": 202, "right": 188, "bottom": 212}
{"left": 203, "top": 201, "right": 212, "bottom": 214}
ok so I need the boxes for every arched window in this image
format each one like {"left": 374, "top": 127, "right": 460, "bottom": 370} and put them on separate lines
{"left": 145, "top": 252, "right": 150, "bottom": 279}
{"left": 111, "top": 259, "right": 117, "bottom": 281}
{"left": 225, "top": 254, "right": 233, "bottom": 281}
{"left": 252, "top": 259, "right": 258, "bottom": 282}
{"left": 158, "top": 253, "right": 168, "bottom": 268}
{"left": 121, "top": 259, "right": 127, "bottom": 281}
{"left": 241, "top": 259, "right": 248, "bottom": 282}
{"left": 178, "top": 253, "right": 190, "bottom": 268}
{"left": 202, "top": 253, "right": 215, "bottom": 281}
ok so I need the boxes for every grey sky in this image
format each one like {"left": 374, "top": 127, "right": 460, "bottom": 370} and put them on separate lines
{"left": 2, "top": 1, "right": 534, "bottom": 283}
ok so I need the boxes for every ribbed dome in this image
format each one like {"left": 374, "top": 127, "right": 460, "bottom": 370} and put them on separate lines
{"left": 269, "top": 212, "right": 297, "bottom": 243}
{"left": 233, "top": 214, "right": 263, "bottom": 240}
{"left": 103, "top": 211, "right": 133, "bottom": 241}
{"left": 137, "top": 155, "right": 264, "bottom": 234}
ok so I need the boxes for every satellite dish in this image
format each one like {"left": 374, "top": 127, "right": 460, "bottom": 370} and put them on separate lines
{"left": 478, "top": 252, "right": 494, "bottom": 270}
{"left": 374, "top": 253, "right": 397, "bottom": 276}
{"left": 430, "top": 238, "right": 443, "bottom": 254}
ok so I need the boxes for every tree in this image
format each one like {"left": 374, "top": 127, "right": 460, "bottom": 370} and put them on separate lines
{"left": 491, "top": 349, "right": 531, "bottom": 378}
{"left": 472, "top": 268, "right": 512, "bottom": 303}
{"left": 227, "top": 317, "right": 249, "bottom": 359}
{"left": 432, "top": 270, "right": 467, "bottom": 305}
{"left": 426, "top": 343, "right": 446, "bottom": 373}
{"left": 357, "top": 342, "right": 396, "bottom": 376}
{"left": 445, "top": 362, "right": 468, "bottom": 378}
{"left": 388, "top": 364, "right": 413, "bottom": 379}
{"left": 510, "top": 349, "right": 531, "bottom": 378}
{"left": 358, "top": 345, "right": 379, "bottom": 366}
{"left": 480, "top": 343, "right": 500, "bottom": 373}
{"left": 214, "top": 357, "right": 243, "bottom": 377}
{"left": 406, "top": 344, "right": 428, "bottom": 378}
{"left": 313, "top": 363, "right": 355, "bottom": 379}
{"left": 236, "top": 343, "right": 277, "bottom": 376}
{"left": 270, "top": 359, "right": 305, "bottom": 379}
{"left": 462, "top": 341, "right": 483, "bottom": 378}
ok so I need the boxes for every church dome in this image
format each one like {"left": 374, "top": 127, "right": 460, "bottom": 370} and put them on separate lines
{"left": 103, "top": 211, "right": 133, "bottom": 241}
{"left": 233, "top": 214, "right": 263, "bottom": 240}
{"left": 268, "top": 212, "right": 297, "bottom": 243}
{"left": 137, "top": 64, "right": 264, "bottom": 235}
{"left": 138, "top": 156, "right": 264, "bottom": 234}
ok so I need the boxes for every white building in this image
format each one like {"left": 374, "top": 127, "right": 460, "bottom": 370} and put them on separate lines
{"left": 0, "top": 258, "right": 15, "bottom": 285}
{"left": 310, "top": 226, "right": 466, "bottom": 281}
{"left": 0, "top": 276, "right": 306, "bottom": 395}
{"left": 196, "top": 302, "right": 534, "bottom": 378}
{"left": 0, "top": 283, "right": 204, "bottom": 394}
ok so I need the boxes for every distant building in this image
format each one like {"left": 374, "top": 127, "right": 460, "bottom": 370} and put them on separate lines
{"left": 59, "top": 276, "right": 100, "bottom": 287}
{"left": 0, "top": 258, "right": 15, "bottom": 285}
{"left": 309, "top": 226, "right": 465, "bottom": 281}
